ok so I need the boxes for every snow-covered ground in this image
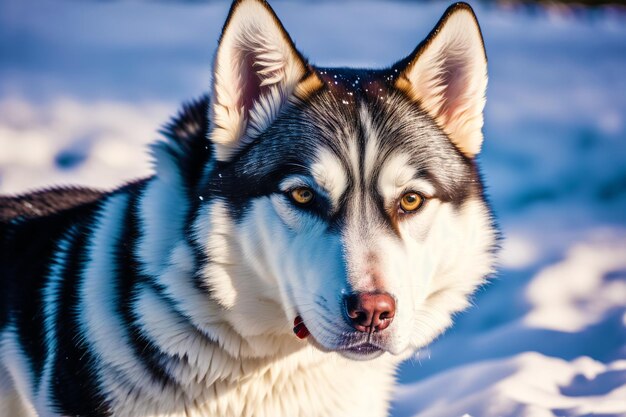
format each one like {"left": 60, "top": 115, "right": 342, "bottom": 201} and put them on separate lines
{"left": 1, "top": 0, "right": 625, "bottom": 415}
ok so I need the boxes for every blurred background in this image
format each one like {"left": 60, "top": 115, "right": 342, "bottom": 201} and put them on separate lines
{"left": 1, "top": 0, "right": 625, "bottom": 415}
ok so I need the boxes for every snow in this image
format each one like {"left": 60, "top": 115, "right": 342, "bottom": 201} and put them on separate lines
{"left": 0, "top": 97, "right": 169, "bottom": 193}
{"left": 395, "top": 353, "right": 626, "bottom": 417}
{"left": 1, "top": 0, "right": 625, "bottom": 416}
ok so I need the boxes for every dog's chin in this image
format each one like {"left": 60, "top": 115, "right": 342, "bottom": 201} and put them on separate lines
{"left": 308, "top": 337, "right": 387, "bottom": 361}
{"left": 337, "top": 343, "right": 386, "bottom": 361}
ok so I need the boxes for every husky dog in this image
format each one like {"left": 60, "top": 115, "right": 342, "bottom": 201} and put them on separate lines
{"left": 0, "top": 1, "right": 497, "bottom": 416}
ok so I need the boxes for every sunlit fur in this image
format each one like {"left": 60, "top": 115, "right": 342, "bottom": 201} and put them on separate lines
{"left": 210, "top": 0, "right": 312, "bottom": 161}
{"left": 395, "top": 3, "right": 488, "bottom": 157}
{"left": 0, "top": 1, "right": 497, "bottom": 416}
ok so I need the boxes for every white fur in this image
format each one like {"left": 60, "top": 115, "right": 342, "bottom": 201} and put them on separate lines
{"left": 377, "top": 153, "right": 436, "bottom": 202}
{"left": 408, "top": 199, "right": 496, "bottom": 348}
{"left": 310, "top": 151, "right": 348, "bottom": 210}
{"left": 360, "top": 105, "right": 380, "bottom": 184}
{"left": 138, "top": 144, "right": 189, "bottom": 277}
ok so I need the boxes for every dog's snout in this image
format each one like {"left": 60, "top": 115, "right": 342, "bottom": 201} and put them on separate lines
{"left": 344, "top": 292, "right": 395, "bottom": 332}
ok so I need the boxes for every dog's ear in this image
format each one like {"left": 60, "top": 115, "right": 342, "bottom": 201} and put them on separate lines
{"left": 209, "top": 0, "right": 321, "bottom": 161}
{"left": 395, "top": 3, "right": 487, "bottom": 158}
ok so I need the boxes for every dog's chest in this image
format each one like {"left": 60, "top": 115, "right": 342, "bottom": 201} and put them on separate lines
{"left": 110, "top": 351, "right": 396, "bottom": 417}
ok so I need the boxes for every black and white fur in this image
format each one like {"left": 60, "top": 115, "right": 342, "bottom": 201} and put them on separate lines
{"left": 0, "top": 1, "right": 498, "bottom": 416}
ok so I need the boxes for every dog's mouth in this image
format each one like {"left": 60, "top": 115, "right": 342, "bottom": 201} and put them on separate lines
{"left": 293, "top": 315, "right": 385, "bottom": 360}
{"left": 339, "top": 343, "right": 384, "bottom": 360}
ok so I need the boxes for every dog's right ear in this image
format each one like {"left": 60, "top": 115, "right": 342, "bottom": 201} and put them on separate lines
{"left": 209, "top": 0, "right": 322, "bottom": 161}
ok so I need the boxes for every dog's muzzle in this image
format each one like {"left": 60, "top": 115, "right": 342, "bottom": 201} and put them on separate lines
{"left": 293, "top": 291, "right": 396, "bottom": 360}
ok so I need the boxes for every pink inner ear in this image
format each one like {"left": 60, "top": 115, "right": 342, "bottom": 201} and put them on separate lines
{"left": 439, "top": 54, "right": 469, "bottom": 125}
{"left": 239, "top": 52, "right": 263, "bottom": 115}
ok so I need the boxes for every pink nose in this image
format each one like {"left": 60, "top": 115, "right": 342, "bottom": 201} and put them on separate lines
{"left": 344, "top": 292, "right": 396, "bottom": 333}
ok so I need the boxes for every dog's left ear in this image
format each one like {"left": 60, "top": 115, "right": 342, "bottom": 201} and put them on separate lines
{"left": 209, "top": 0, "right": 320, "bottom": 161}
{"left": 395, "top": 3, "right": 487, "bottom": 158}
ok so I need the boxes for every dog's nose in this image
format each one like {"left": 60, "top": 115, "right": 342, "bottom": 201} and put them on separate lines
{"left": 344, "top": 292, "right": 396, "bottom": 332}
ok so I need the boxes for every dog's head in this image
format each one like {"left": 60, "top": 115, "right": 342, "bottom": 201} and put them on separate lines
{"left": 193, "top": 0, "right": 497, "bottom": 360}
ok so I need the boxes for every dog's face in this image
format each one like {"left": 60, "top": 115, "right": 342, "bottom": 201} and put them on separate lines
{"left": 194, "top": 0, "right": 497, "bottom": 360}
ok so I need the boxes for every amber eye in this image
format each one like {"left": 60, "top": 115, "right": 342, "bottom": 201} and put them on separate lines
{"left": 399, "top": 192, "right": 425, "bottom": 213}
{"left": 290, "top": 187, "right": 315, "bottom": 206}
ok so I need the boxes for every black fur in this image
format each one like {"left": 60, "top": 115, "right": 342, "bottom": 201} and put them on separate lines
{"left": 0, "top": 188, "right": 104, "bottom": 382}
{"left": 0, "top": 187, "right": 104, "bottom": 222}
{"left": 49, "top": 215, "right": 110, "bottom": 416}
{"left": 157, "top": 95, "right": 212, "bottom": 198}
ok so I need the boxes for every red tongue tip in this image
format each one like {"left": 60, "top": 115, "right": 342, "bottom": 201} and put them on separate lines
{"left": 293, "top": 315, "right": 310, "bottom": 339}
